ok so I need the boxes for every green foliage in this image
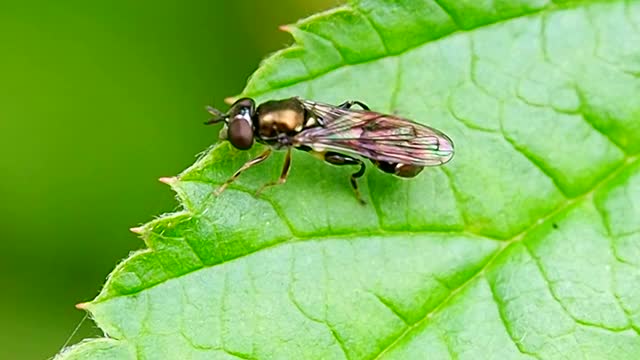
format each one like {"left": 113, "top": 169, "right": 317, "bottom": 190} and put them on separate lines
{"left": 57, "top": 0, "right": 640, "bottom": 358}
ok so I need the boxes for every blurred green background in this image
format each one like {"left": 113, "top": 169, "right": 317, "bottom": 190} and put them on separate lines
{"left": 0, "top": 1, "right": 335, "bottom": 358}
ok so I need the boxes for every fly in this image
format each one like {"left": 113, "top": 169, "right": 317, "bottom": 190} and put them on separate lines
{"left": 205, "top": 97, "right": 454, "bottom": 204}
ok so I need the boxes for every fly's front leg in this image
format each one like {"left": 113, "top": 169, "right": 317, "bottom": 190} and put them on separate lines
{"left": 215, "top": 148, "right": 272, "bottom": 196}
{"left": 337, "top": 100, "right": 370, "bottom": 111}
{"left": 255, "top": 148, "right": 292, "bottom": 196}
{"left": 324, "top": 152, "right": 366, "bottom": 205}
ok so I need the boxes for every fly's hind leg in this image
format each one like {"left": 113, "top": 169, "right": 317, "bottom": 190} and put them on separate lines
{"left": 255, "top": 148, "right": 292, "bottom": 196}
{"left": 337, "top": 100, "right": 370, "bottom": 111}
{"left": 215, "top": 148, "right": 272, "bottom": 196}
{"left": 324, "top": 152, "right": 366, "bottom": 205}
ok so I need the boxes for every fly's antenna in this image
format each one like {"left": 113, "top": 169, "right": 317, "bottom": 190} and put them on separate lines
{"left": 204, "top": 105, "right": 227, "bottom": 125}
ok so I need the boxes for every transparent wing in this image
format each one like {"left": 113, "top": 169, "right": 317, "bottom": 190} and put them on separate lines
{"left": 295, "top": 99, "right": 454, "bottom": 166}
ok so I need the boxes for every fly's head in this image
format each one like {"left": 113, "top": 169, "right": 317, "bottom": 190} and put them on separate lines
{"left": 205, "top": 98, "right": 256, "bottom": 150}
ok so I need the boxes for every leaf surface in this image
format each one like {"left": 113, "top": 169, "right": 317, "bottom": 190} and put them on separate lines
{"left": 58, "top": 1, "right": 640, "bottom": 359}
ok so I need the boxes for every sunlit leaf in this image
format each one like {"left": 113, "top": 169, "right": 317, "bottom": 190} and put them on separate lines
{"left": 57, "top": 0, "right": 640, "bottom": 359}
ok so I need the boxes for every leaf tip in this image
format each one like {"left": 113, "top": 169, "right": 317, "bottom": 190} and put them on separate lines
{"left": 75, "top": 302, "right": 90, "bottom": 310}
{"left": 129, "top": 226, "right": 145, "bottom": 234}
{"left": 224, "top": 96, "right": 239, "bottom": 105}
{"left": 158, "top": 176, "right": 178, "bottom": 185}
{"left": 278, "top": 24, "right": 291, "bottom": 32}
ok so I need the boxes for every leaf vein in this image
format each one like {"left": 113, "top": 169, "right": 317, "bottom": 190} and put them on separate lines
{"left": 439, "top": 167, "right": 469, "bottom": 228}
{"left": 497, "top": 102, "right": 568, "bottom": 197}
{"left": 485, "top": 275, "right": 544, "bottom": 359}
{"left": 247, "top": 3, "right": 567, "bottom": 99}
{"left": 431, "top": 0, "right": 464, "bottom": 29}
{"left": 299, "top": 27, "right": 348, "bottom": 64}
{"left": 538, "top": 13, "right": 629, "bottom": 154}
{"left": 368, "top": 291, "right": 410, "bottom": 325}
{"left": 353, "top": 7, "right": 391, "bottom": 55}
{"left": 372, "top": 156, "right": 640, "bottom": 358}
{"left": 522, "top": 241, "right": 634, "bottom": 333}
{"left": 627, "top": 0, "right": 640, "bottom": 33}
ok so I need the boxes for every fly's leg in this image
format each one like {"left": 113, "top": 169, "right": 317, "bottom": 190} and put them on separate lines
{"left": 324, "top": 152, "right": 366, "bottom": 205}
{"left": 215, "top": 148, "right": 272, "bottom": 196}
{"left": 337, "top": 100, "right": 370, "bottom": 111}
{"left": 255, "top": 148, "right": 292, "bottom": 196}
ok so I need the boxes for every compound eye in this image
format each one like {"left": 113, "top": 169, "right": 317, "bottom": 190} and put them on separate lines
{"left": 228, "top": 118, "right": 254, "bottom": 150}
{"left": 231, "top": 98, "right": 255, "bottom": 117}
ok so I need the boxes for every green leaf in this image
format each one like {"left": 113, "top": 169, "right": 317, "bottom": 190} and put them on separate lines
{"left": 57, "top": 0, "right": 640, "bottom": 359}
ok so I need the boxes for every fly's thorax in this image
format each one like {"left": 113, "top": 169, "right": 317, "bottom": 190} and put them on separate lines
{"left": 255, "top": 98, "right": 308, "bottom": 139}
{"left": 257, "top": 109, "right": 305, "bottom": 137}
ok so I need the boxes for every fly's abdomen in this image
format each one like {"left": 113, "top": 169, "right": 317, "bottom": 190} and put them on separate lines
{"left": 373, "top": 160, "right": 424, "bottom": 178}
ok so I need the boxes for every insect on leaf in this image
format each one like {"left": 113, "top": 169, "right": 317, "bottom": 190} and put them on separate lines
{"left": 56, "top": 0, "right": 640, "bottom": 359}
